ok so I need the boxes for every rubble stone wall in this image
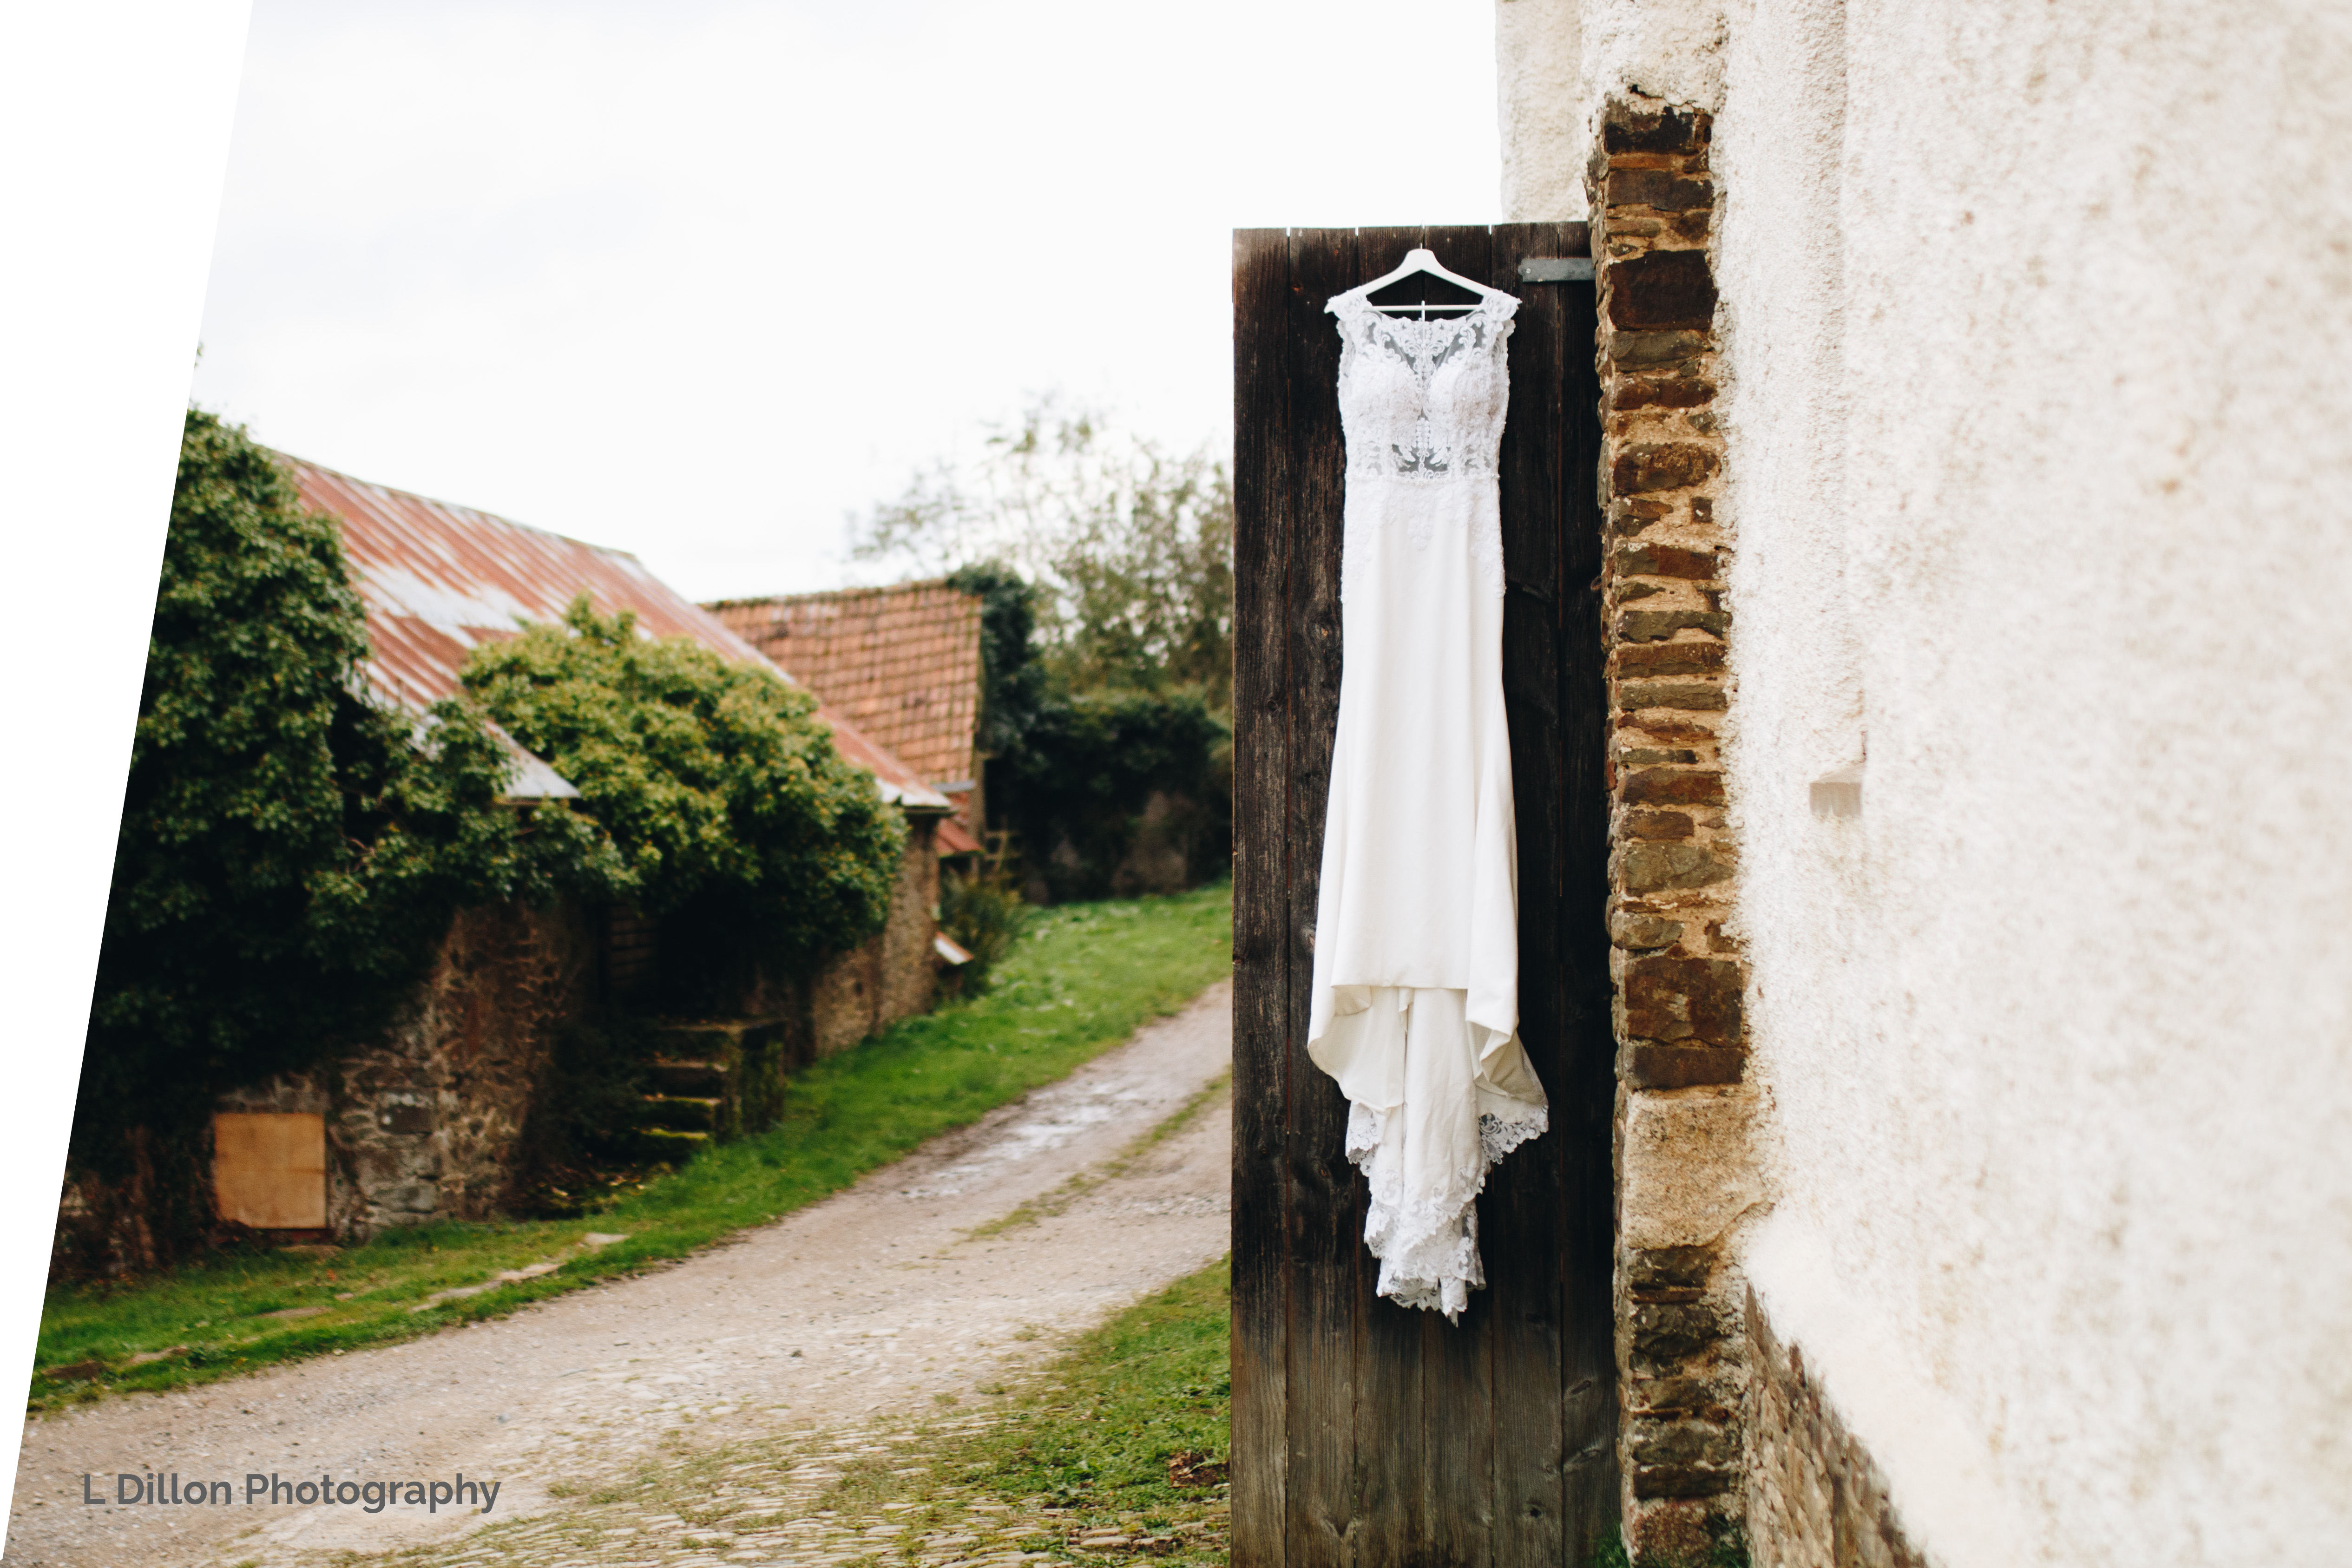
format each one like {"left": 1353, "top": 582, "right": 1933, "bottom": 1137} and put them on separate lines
{"left": 811, "top": 817, "right": 941, "bottom": 1057}
{"left": 1745, "top": 1290, "right": 1931, "bottom": 1568}
{"left": 217, "top": 899, "right": 598, "bottom": 1239}
{"left": 1589, "top": 93, "right": 1763, "bottom": 1564}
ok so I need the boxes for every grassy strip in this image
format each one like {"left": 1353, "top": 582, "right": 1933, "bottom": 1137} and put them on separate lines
{"left": 950, "top": 1257, "right": 1232, "bottom": 1530}
{"left": 31, "top": 883, "right": 1232, "bottom": 1413}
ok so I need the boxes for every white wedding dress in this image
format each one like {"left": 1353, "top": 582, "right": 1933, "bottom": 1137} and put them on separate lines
{"left": 1308, "top": 256, "right": 1549, "bottom": 1321}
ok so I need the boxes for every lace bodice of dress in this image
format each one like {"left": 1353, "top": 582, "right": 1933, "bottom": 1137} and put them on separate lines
{"left": 1327, "top": 290, "right": 1518, "bottom": 484}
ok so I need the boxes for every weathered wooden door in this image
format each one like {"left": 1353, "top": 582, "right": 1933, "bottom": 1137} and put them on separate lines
{"left": 1231, "top": 223, "right": 1613, "bottom": 1567}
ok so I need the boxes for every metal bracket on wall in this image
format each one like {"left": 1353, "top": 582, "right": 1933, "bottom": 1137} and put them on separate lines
{"left": 1518, "top": 256, "right": 1595, "bottom": 282}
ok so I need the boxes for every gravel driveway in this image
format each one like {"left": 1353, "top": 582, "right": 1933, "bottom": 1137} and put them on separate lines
{"left": 7, "top": 979, "right": 1233, "bottom": 1568}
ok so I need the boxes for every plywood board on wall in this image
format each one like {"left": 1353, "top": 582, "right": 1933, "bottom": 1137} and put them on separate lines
{"left": 213, "top": 1113, "right": 327, "bottom": 1229}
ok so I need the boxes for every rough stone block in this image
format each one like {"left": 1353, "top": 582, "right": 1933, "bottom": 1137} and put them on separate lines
{"left": 1629, "top": 1043, "right": 1748, "bottom": 1089}
{"left": 1614, "top": 640, "right": 1725, "bottom": 677}
{"left": 1622, "top": 842, "right": 1731, "bottom": 894}
{"left": 1615, "top": 543, "right": 1720, "bottom": 580}
{"left": 1612, "top": 442, "right": 1721, "bottom": 495}
{"left": 1628, "top": 1369, "right": 1740, "bottom": 1422}
{"left": 1616, "top": 609, "right": 1728, "bottom": 642}
{"left": 1628, "top": 1243, "right": 1717, "bottom": 1294}
{"left": 1631, "top": 1419, "right": 1739, "bottom": 1470}
{"left": 1631, "top": 1300, "right": 1724, "bottom": 1362}
{"left": 1621, "top": 681, "right": 1728, "bottom": 712}
{"left": 1606, "top": 169, "right": 1716, "bottom": 212}
{"left": 1633, "top": 1502, "right": 1731, "bottom": 1563}
{"left": 1607, "top": 249, "right": 1720, "bottom": 331}
{"left": 1611, "top": 912, "right": 1686, "bottom": 951}
{"left": 1619, "top": 717, "right": 1718, "bottom": 744}
{"left": 1621, "top": 1087, "right": 1764, "bottom": 1251}
{"left": 1622, "top": 768, "right": 1726, "bottom": 807}
{"left": 1632, "top": 1463, "right": 1738, "bottom": 1501}
{"left": 1611, "top": 330, "right": 1707, "bottom": 369}
{"left": 1613, "top": 374, "right": 1718, "bottom": 411}
{"left": 1623, "top": 809, "right": 1695, "bottom": 841}
{"left": 1603, "top": 104, "right": 1711, "bottom": 155}
{"left": 1623, "top": 955, "right": 1744, "bottom": 1044}
{"left": 379, "top": 1104, "right": 433, "bottom": 1135}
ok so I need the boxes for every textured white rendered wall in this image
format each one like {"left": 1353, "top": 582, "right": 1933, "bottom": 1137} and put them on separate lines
{"left": 1495, "top": 0, "right": 1584, "bottom": 220}
{"left": 1576, "top": 0, "right": 1725, "bottom": 130}
{"left": 1712, "top": 3, "right": 2352, "bottom": 1566}
{"left": 1494, "top": 0, "right": 1727, "bottom": 219}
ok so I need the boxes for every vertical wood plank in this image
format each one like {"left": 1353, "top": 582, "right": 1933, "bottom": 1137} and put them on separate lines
{"left": 1231, "top": 226, "right": 1296, "bottom": 1568}
{"left": 1484, "top": 220, "right": 1574, "bottom": 1568}
{"left": 1421, "top": 217, "right": 1506, "bottom": 1568}
{"left": 1345, "top": 223, "right": 1442, "bottom": 1568}
{"left": 1550, "top": 223, "right": 1622, "bottom": 1557}
{"left": 1284, "top": 225, "right": 1361, "bottom": 1568}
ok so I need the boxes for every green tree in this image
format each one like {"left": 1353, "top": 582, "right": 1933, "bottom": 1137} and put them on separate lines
{"left": 852, "top": 399, "right": 1233, "bottom": 709}
{"left": 460, "top": 599, "right": 906, "bottom": 1000}
{"left": 854, "top": 404, "right": 1234, "bottom": 899}
{"left": 82, "top": 410, "right": 614, "bottom": 1182}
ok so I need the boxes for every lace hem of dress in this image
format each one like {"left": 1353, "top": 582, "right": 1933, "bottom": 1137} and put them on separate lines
{"left": 1343, "top": 1098, "right": 1550, "bottom": 1322}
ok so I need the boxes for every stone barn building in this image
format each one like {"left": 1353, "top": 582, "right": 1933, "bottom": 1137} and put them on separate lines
{"left": 209, "top": 457, "right": 959, "bottom": 1240}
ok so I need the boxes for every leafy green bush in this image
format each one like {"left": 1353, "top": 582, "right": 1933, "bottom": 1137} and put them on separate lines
{"left": 460, "top": 599, "right": 906, "bottom": 1006}
{"left": 939, "top": 866, "right": 1030, "bottom": 992}
{"left": 77, "top": 410, "right": 616, "bottom": 1209}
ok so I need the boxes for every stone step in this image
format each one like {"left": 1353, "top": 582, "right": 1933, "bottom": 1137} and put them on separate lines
{"left": 621, "top": 1126, "right": 711, "bottom": 1167}
{"left": 634, "top": 1014, "right": 804, "bottom": 1146}
{"left": 634, "top": 1095, "right": 721, "bottom": 1134}
{"left": 645, "top": 1059, "right": 727, "bottom": 1099}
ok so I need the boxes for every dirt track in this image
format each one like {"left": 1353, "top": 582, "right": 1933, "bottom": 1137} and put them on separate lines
{"left": 6, "top": 980, "right": 1233, "bottom": 1568}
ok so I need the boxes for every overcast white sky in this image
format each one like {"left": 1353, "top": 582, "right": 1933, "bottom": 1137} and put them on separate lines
{"left": 189, "top": 0, "right": 1504, "bottom": 602}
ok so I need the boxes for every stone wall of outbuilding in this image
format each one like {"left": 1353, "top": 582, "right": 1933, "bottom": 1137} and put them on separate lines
{"left": 808, "top": 815, "right": 941, "bottom": 1057}
{"left": 215, "top": 899, "right": 598, "bottom": 1238}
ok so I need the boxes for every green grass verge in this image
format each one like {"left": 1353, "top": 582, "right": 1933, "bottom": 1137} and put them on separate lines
{"left": 957, "top": 1256, "right": 1232, "bottom": 1523}
{"left": 31, "top": 882, "right": 1232, "bottom": 1414}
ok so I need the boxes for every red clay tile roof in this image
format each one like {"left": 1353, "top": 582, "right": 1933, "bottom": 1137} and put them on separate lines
{"left": 707, "top": 582, "right": 984, "bottom": 792}
{"left": 283, "top": 456, "right": 950, "bottom": 813}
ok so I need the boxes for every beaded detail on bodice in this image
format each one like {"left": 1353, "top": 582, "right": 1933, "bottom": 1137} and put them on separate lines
{"left": 1327, "top": 291, "right": 1518, "bottom": 485}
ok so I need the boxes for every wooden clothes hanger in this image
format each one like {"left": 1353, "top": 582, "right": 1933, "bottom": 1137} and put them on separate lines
{"left": 1358, "top": 246, "right": 1512, "bottom": 317}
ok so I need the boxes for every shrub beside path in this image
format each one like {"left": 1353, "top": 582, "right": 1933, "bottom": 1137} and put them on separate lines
{"left": 7, "top": 980, "right": 1234, "bottom": 1568}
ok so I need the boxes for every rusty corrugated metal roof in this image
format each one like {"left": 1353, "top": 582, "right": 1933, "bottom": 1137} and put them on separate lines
{"left": 706, "top": 581, "right": 985, "bottom": 791}
{"left": 285, "top": 456, "right": 950, "bottom": 813}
